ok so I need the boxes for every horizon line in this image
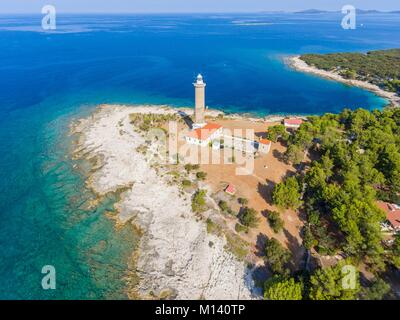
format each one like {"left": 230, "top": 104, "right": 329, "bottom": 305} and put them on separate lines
{"left": 0, "top": 9, "right": 399, "bottom": 15}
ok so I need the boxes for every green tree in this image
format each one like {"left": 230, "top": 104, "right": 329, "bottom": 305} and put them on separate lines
{"left": 384, "top": 79, "right": 400, "bottom": 93}
{"left": 284, "top": 144, "right": 304, "bottom": 165}
{"left": 303, "top": 225, "right": 318, "bottom": 250}
{"left": 359, "top": 278, "right": 390, "bottom": 300}
{"left": 309, "top": 261, "right": 360, "bottom": 300}
{"left": 240, "top": 207, "right": 260, "bottom": 228}
{"left": 278, "top": 106, "right": 400, "bottom": 273}
{"left": 264, "top": 276, "right": 303, "bottom": 300}
{"left": 291, "top": 123, "right": 314, "bottom": 149}
{"left": 378, "top": 143, "right": 400, "bottom": 193}
{"left": 391, "top": 234, "right": 400, "bottom": 268}
{"left": 313, "top": 224, "right": 336, "bottom": 255}
{"left": 267, "top": 211, "right": 284, "bottom": 233}
{"left": 266, "top": 125, "right": 289, "bottom": 142}
{"left": 265, "top": 238, "right": 291, "bottom": 275}
{"left": 272, "top": 176, "right": 302, "bottom": 210}
{"left": 343, "top": 69, "right": 357, "bottom": 79}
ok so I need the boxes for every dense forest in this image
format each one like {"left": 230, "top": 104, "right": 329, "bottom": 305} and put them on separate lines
{"left": 300, "top": 49, "right": 400, "bottom": 93}
{"left": 265, "top": 107, "right": 400, "bottom": 300}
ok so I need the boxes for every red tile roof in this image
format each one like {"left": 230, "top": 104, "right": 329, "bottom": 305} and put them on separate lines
{"left": 225, "top": 184, "right": 236, "bottom": 195}
{"left": 377, "top": 201, "right": 400, "bottom": 229}
{"left": 186, "top": 123, "right": 222, "bottom": 141}
{"left": 284, "top": 118, "right": 303, "bottom": 126}
{"left": 259, "top": 139, "right": 272, "bottom": 145}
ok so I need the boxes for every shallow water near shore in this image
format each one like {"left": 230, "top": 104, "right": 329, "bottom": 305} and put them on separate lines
{"left": 0, "top": 13, "right": 399, "bottom": 298}
{"left": 0, "top": 96, "right": 140, "bottom": 299}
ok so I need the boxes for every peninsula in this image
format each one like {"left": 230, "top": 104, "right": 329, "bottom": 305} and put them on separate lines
{"left": 287, "top": 49, "right": 400, "bottom": 107}
{"left": 69, "top": 73, "right": 400, "bottom": 301}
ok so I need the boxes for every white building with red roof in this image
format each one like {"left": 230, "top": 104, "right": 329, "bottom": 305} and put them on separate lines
{"left": 377, "top": 201, "right": 400, "bottom": 233}
{"left": 284, "top": 118, "right": 303, "bottom": 129}
{"left": 258, "top": 138, "right": 272, "bottom": 154}
{"left": 185, "top": 123, "right": 223, "bottom": 147}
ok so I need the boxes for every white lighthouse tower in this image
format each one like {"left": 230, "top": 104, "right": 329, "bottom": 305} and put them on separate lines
{"left": 193, "top": 74, "right": 207, "bottom": 129}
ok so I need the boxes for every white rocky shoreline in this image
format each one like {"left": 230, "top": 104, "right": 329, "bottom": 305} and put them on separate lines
{"left": 286, "top": 55, "right": 400, "bottom": 107}
{"left": 70, "top": 104, "right": 261, "bottom": 300}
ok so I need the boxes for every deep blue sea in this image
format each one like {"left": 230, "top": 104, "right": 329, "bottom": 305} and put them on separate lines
{"left": 0, "top": 13, "right": 399, "bottom": 299}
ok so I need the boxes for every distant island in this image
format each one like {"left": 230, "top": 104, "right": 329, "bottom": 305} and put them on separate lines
{"left": 293, "top": 9, "right": 400, "bottom": 14}
{"left": 287, "top": 49, "right": 400, "bottom": 107}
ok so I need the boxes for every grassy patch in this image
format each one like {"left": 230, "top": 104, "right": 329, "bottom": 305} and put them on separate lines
{"left": 184, "top": 163, "right": 200, "bottom": 173}
{"left": 129, "top": 113, "right": 180, "bottom": 132}
{"left": 192, "top": 189, "right": 207, "bottom": 213}
{"left": 167, "top": 170, "right": 180, "bottom": 178}
{"left": 218, "top": 200, "right": 235, "bottom": 216}
{"left": 181, "top": 179, "right": 192, "bottom": 188}
{"left": 225, "top": 233, "right": 250, "bottom": 261}
{"left": 206, "top": 218, "right": 223, "bottom": 236}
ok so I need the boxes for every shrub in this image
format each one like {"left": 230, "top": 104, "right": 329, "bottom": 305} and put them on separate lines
{"left": 196, "top": 171, "right": 207, "bottom": 181}
{"left": 181, "top": 179, "right": 192, "bottom": 188}
{"left": 238, "top": 197, "right": 249, "bottom": 206}
{"left": 218, "top": 200, "right": 229, "bottom": 212}
{"left": 206, "top": 218, "right": 222, "bottom": 235}
{"left": 192, "top": 189, "right": 207, "bottom": 213}
{"left": 235, "top": 223, "right": 249, "bottom": 234}
{"left": 185, "top": 164, "right": 201, "bottom": 172}
{"left": 225, "top": 233, "right": 250, "bottom": 260}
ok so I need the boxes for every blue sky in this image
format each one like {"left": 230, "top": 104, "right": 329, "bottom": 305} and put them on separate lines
{"left": 0, "top": 0, "right": 398, "bottom": 13}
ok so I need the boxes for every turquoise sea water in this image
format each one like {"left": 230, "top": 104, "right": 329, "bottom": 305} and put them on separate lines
{"left": 0, "top": 13, "right": 399, "bottom": 299}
